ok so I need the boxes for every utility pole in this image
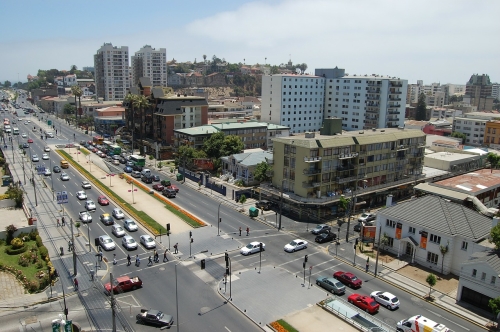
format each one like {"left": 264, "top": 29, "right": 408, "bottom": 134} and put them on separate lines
{"left": 61, "top": 275, "right": 68, "bottom": 320}
{"left": 374, "top": 225, "right": 382, "bottom": 277}
{"left": 32, "top": 170, "right": 37, "bottom": 206}
{"left": 71, "top": 218, "right": 76, "bottom": 275}
{"left": 279, "top": 179, "right": 285, "bottom": 230}
{"left": 110, "top": 273, "right": 116, "bottom": 332}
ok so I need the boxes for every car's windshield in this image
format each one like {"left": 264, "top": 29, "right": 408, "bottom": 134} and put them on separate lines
{"left": 145, "top": 238, "right": 152, "bottom": 242}
{"left": 103, "top": 239, "right": 112, "bottom": 243}
{"left": 361, "top": 213, "right": 368, "bottom": 218}
{"left": 369, "top": 301, "right": 377, "bottom": 307}
{"left": 245, "top": 244, "right": 254, "bottom": 249}
{"left": 314, "top": 225, "right": 322, "bottom": 229}
{"left": 126, "top": 239, "right": 134, "bottom": 243}
{"left": 290, "top": 241, "right": 297, "bottom": 246}
{"left": 351, "top": 276, "right": 358, "bottom": 281}
{"left": 115, "top": 227, "right": 123, "bottom": 231}
{"left": 335, "top": 281, "right": 344, "bottom": 288}
{"left": 391, "top": 297, "right": 399, "bottom": 303}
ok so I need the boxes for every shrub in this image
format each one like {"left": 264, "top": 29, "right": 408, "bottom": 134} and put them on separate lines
{"left": 36, "top": 260, "right": 44, "bottom": 269}
{"left": 35, "top": 235, "right": 43, "bottom": 248}
{"left": 5, "top": 224, "right": 17, "bottom": 244}
{"left": 5, "top": 246, "right": 27, "bottom": 255}
{"left": 39, "top": 246, "right": 48, "bottom": 260}
{"left": 28, "top": 280, "right": 39, "bottom": 293}
{"left": 11, "top": 238, "right": 24, "bottom": 249}
{"left": 0, "top": 194, "right": 9, "bottom": 200}
{"left": 29, "top": 230, "right": 38, "bottom": 241}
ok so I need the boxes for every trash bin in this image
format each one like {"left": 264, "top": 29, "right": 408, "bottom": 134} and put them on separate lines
{"left": 176, "top": 173, "right": 183, "bottom": 181}
{"left": 85, "top": 130, "right": 88, "bottom": 134}
{"left": 47, "top": 120, "right": 52, "bottom": 126}
{"left": 249, "top": 207, "right": 259, "bottom": 218}
{"left": 2, "top": 176, "right": 11, "bottom": 186}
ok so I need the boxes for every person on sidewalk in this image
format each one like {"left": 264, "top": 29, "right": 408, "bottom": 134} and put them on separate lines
{"left": 246, "top": 227, "right": 250, "bottom": 236}
{"left": 56, "top": 218, "right": 60, "bottom": 227}
{"left": 153, "top": 250, "right": 158, "bottom": 263}
{"left": 74, "top": 278, "right": 79, "bottom": 291}
{"left": 90, "top": 269, "right": 95, "bottom": 281}
{"left": 147, "top": 256, "right": 153, "bottom": 266}
{"left": 135, "top": 255, "right": 140, "bottom": 266}
{"left": 127, "top": 254, "right": 131, "bottom": 266}
{"left": 163, "top": 249, "right": 168, "bottom": 262}
{"left": 174, "top": 243, "right": 178, "bottom": 254}
{"left": 239, "top": 227, "right": 242, "bottom": 236}
{"left": 96, "top": 250, "right": 103, "bottom": 261}
{"left": 61, "top": 217, "right": 66, "bottom": 226}
{"left": 68, "top": 240, "right": 73, "bottom": 252}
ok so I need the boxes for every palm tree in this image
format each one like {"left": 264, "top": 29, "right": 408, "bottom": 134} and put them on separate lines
{"left": 132, "top": 95, "right": 150, "bottom": 155}
{"left": 71, "top": 85, "right": 83, "bottom": 124}
{"left": 203, "top": 54, "right": 207, "bottom": 63}
{"left": 125, "top": 94, "right": 138, "bottom": 153}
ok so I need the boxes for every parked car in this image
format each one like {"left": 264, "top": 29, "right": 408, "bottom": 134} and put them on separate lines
{"left": 358, "top": 213, "right": 376, "bottom": 223}
{"left": 140, "top": 235, "right": 156, "bottom": 249}
{"left": 98, "top": 195, "right": 110, "bottom": 205}
{"left": 311, "top": 224, "right": 331, "bottom": 235}
{"left": 81, "top": 181, "right": 91, "bottom": 189}
{"left": 122, "top": 235, "right": 138, "bottom": 250}
{"left": 85, "top": 200, "right": 96, "bottom": 211}
{"left": 240, "top": 242, "right": 265, "bottom": 256}
{"left": 76, "top": 191, "right": 87, "bottom": 200}
{"left": 123, "top": 219, "right": 138, "bottom": 232}
{"left": 152, "top": 184, "right": 164, "bottom": 191}
{"left": 111, "top": 224, "right": 126, "bottom": 237}
{"left": 100, "top": 213, "right": 114, "bottom": 226}
{"left": 255, "top": 200, "right": 273, "bottom": 211}
{"left": 316, "top": 277, "right": 346, "bottom": 295}
{"left": 284, "top": 239, "right": 308, "bottom": 252}
{"left": 136, "top": 309, "right": 173, "bottom": 328}
{"left": 99, "top": 235, "right": 116, "bottom": 251}
{"left": 333, "top": 271, "right": 362, "bottom": 288}
{"left": 348, "top": 293, "right": 380, "bottom": 314}
{"left": 112, "top": 208, "right": 125, "bottom": 219}
{"left": 370, "top": 291, "right": 400, "bottom": 310}
{"left": 315, "top": 232, "right": 336, "bottom": 243}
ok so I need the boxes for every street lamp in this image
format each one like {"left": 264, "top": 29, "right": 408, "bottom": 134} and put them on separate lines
{"left": 278, "top": 179, "right": 286, "bottom": 231}
{"left": 217, "top": 201, "right": 222, "bottom": 236}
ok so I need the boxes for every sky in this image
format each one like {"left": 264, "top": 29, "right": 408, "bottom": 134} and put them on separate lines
{"left": 0, "top": 0, "right": 499, "bottom": 85}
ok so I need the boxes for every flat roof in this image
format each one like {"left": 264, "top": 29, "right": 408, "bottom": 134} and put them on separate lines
{"left": 425, "top": 152, "right": 479, "bottom": 162}
{"left": 434, "top": 169, "right": 500, "bottom": 193}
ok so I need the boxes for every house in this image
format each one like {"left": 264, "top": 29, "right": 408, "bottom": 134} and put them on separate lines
{"left": 458, "top": 244, "right": 500, "bottom": 311}
{"left": 221, "top": 149, "right": 273, "bottom": 186}
{"left": 376, "top": 195, "right": 492, "bottom": 276}
{"left": 205, "top": 72, "right": 226, "bottom": 86}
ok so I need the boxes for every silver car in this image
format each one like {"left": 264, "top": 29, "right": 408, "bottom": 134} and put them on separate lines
{"left": 76, "top": 191, "right": 87, "bottom": 200}
{"left": 85, "top": 200, "right": 96, "bottom": 211}
{"left": 60, "top": 173, "right": 70, "bottom": 181}
{"left": 123, "top": 219, "right": 138, "bottom": 232}
{"left": 99, "top": 235, "right": 115, "bottom": 251}
{"left": 111, "top": 224, "right": 126, "bottom": 237}
{"left": 140, "top": 235, "right": 156, "bottom": 249}
{"left": 112, "top": 208, "right": 125, "bottom": 219}
{"left": 32, "top": 154, "right": 39, "bottom": 162}
{"left": 122, "top": 235, "right": 138, "bottom": 250}
{"left": 316, "top": 276, "right": 346, "bottom": 295}
{"left": 82, "top": 181, "right": 91, "bottom": 189}
{"left": 79, "top": 211, "right": 92, "bottom": 223}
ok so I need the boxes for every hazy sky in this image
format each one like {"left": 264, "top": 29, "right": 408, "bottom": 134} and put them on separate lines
{"left": 1, "top": 0, "right": 498, "bottom": 85}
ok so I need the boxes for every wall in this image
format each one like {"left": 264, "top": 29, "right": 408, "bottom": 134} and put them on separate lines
{"left": 457, "top": 262, "right": 500, "bottom": 302}
{"left": 0, "top": 199, "right": 17, "bottom": 208}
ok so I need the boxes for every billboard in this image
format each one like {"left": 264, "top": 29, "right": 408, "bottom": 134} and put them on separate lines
{"left": 362, "top": 226, "right": 377, "bottom": 243}
{"left": 193, "top": 158, "right": 214, "bottom": 171}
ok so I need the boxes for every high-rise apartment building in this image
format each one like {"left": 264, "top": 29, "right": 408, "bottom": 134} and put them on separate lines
{"left": 464, "top": 74, "right": 494, "bottom": 111}
{"left": 94, "top": 43, "right": 130, "bottom": 101}
{"left": 131, "top": 45, "right": 167, "bottom": 88}
{"left": 261, "top": 74, "right": 325, "bottom": 134}
{"left": 318, "top": 68, "right": 407, "bottom": 130}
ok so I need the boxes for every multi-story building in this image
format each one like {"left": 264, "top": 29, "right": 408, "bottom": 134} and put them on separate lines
{"left": 484, "top": 120, "right": 500, "bottom": 147}
{"left": 318, "top": 69, "right": 407, "bottom": 130}
{"left": 131, "top": 45, "right": 167, "bottom": 88}
{"left": 492, "top": 84, "right": 500, "bottom": 101}
{"left": 271, "top": 118, "right": 425, "bottom": 202}
{"left": 94, "top": 43, "right": 130, "bottom": 101}
{"left": 464, "top": 74, "right": 495, "bottom": 111}
{"left": 261, "top": 73, "right": 325, "bottom": 134}
{"left": 453, "top": 112, "right": 500, "bottom": 145}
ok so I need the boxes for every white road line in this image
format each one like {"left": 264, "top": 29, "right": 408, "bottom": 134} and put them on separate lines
{"left": 224, "top": 327, "right": 231, "bottom": 332}
{"left": 277, "top": 252, "right": 321, "bottom": 267}
{"left": 427, "top": 310, "right": 469, "bottom": 330}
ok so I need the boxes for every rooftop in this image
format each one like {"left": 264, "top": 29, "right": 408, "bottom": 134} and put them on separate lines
{"left": 425, "top": 152, "right": 478, "bottom": 162}
{"left": 463, "top": 250, "right": 500, "bottom": 275}
{"left": 434, "top": 169, "right": 500, "bottom": 194}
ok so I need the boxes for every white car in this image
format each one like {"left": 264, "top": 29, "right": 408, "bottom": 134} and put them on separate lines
{"left": 60, "top": 173, "right": 69, "bottom": 181}
{"left": 81, "top": 181, "right": 91, "bottom": 189}
{"left": 140, "top": 235, "right": 156, "bottom": 249}
{"left": 85, "top": 200, "right": 96, "bottom": 211}
{"left": 240, "top": 241, "right": 265, "bottom": 256}
{"left": 79, "top": 211, "right": 92, "bottom": 223}
{"left": 284, "top": 239, "right": 308, "bottom": 252}
{"left": 76, "top": 191, "right": 87, "bottom": 200}
{"left": 46, "top": 132, "right": 54, "bottom": 138}
{"left": 123, "top": 219, "right": 138, "bottom": 232}
{"left": 42, "top": 153, "right": 49, "bottom": 160}
{"left": 112, "top": 208, "right": 125, "bottom": 219}
{"left": 122, "top": 235, "right": 138, "bottom": 250}
{"left": 44, "top": 169, "right": 52, "bottom": 176}
{"left": 99, "top": 235, "right": 115, "bottom": 251}
{"left": 24, "top": 121, "right": 29, "bottom": 125}
{"left": 370, "top": 291, "right": 400, "bottom": 310}
{"left": 32, "top": 154, "right": 39, "bottom": 162}
{"left": 21, "top": 133, "right": 27, "bottom": 138}
{"left": 112, "top": 159, "right": 120, "bottom": 165}
{"left": 111, "top": 224, "right": 126, "bottom": 237}
{"left": 44, "top": 146, "right": 50, "bottom": 152}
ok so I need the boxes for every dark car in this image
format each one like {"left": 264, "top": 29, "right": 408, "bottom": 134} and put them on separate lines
{"left": 315, "top": 232, "right": 337, "bottom": 243}
{"left": 153, "top": 175, "right": 160, "bottom": 182}
{"left": 141, "top": 175, "right": 153, "bottom": 184}
{"left": 22, "top": 143, "right": 29, "bottom": 148}
{"left": 132, "top": 164, "right": 143, "bottom": 172}
{"left": 123, "top": 166, "right": 133, "bottom": 173}
{"left": 119, "top": 158, "right": 126, "bottom": 164}
{"left": 354, "top": 223, "right": 362, "bottom": 232}
{"left": 100, "top": 213, "right": 115, "bottom": 226}
{"left": 311, "top": 224, "right": 331, "bottom": 235}
{"left": 136, "top": 309, "right": 173, "bottom": 328}
{"left": 255, "top": 200, "right": 273, "bottom": 211}
{"left": 333, "top": 271, "right": 362, "bottom": 288}
{"left": 162, "top": 188, "right": 176, "bottom": 198}
{"left": 53, "top": 166, "right": 61, "bottom": 173}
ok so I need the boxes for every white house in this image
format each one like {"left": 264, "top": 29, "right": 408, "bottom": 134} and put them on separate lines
{"left": 220, "top": 149, "right": 273, "bottom": 186}
{"left": 376, "top": 195, "right": 492, "bottom": 275}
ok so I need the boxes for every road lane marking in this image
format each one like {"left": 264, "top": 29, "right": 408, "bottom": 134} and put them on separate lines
{"left": 427, "top": 310, "right": 469, "bottom": 330}
{"left": 277, "top": 252, "right": 321, "bottom": 267}
{"left": 224, "top": 327, "right": 231, "bottom": 332}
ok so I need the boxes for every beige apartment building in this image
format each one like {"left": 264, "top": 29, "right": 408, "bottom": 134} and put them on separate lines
{"left": 271, "top": 118, "right": 425, "bottom": 201}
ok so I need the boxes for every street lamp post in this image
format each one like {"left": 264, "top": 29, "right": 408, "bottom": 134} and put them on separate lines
{"left": 278, "top": 179, "right": 285, "bottom": 230}
{"left": 217, "top": 201, "right": 222, "bottom": 236}
{"left": 175, "top": 263, "right": 180, "bottom": 332}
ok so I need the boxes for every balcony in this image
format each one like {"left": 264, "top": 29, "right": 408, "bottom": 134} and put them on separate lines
{"left": 366, "top": 96, "right": 379, "bottom": 100}
{"left": 303, "top": 168, "right": 321, "bottom": 175}
{"left": 396, "top": 155, "right": 406, "bottom": 160}
{"left": 367, "top": 89, "right": 380, "bottom": 94}
{"left": 397, "top": 145, "right": 409, "bottom": 151}
{"left": 304, "top": 156, "right": 322, "bottom": 163}
{"left": 390, "top": 83, "right": 403, "bottom": 87}
{"left": 366, "top": 109, "right": 379, "bottom": 114}
{"left": 339, "top": 152, "right": 359, "bottom": 159}
{"left": 389, "top": 97, "right": 401, "bottom": 101}
{"left": 302, "top": 181, "right": 321, "bottom": 188}
{"left": 388, "top": 111, "right": 400, "bottom": 115}
{"left": 389, "top": 91, "right": 402, "bottom": 95}
{"left": 388, "top": 104, "right": 401, "bottom": 108}
{"left": 335, "top": 175, "right": 357, "bottom": 184}
{"left": 413, "top": 153, "right": 423, "bottom": 157}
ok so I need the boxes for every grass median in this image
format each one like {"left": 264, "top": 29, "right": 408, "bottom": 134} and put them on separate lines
{"left": 57, "top": 150, "right": 170, "bottom": 234}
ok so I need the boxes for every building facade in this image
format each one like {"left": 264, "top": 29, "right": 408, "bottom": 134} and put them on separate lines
{"left": 131, "top": 45, "right": 167, "bottom": 88}
{"left": 452, "top": 112, "right": 500, "bottom": 146}
{"left": 94, "top": 43, "right": 130, "bottom": 101}
{"left": 464, "top": 74, "right": 495, "bottom": 111}
{"left": 484, "top": 120, "right": 500, "bottom": 146}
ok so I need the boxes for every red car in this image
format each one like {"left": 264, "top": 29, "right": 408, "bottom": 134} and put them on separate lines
{"left": 347, "top": 293, "right": 380, "bottom": 314}
{"left": 27, "top": 138, "right": 33, "bottom": 143}
{"left": 97, "top": 195, "right": 109, "bottom": 205}
{"left": 152, "top": 184, "right": 164, "bottom": 191}
{"left": 167, "top": 185, "right": 179, "bottom": 192}
{"left": 333, "top": 271, "right": 362, "bottom": 288}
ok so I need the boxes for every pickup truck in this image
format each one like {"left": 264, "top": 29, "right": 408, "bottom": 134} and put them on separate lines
{"left": 136, "top": 309, "right": 173, "bottom": 327}
{"left": 104, "top": 275, "right": 143, "bottom": 294}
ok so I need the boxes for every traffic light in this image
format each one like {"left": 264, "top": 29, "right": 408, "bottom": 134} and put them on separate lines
{"left": 259, "top": 242, "right": 263, "bottom": 252}
{"left": 191, "top": 238, "right": 193, "bottom": 243}
{"left": 201, "top": 259, "right": 205, "bottom": 270}
{"left": 225, "top": 252, "right": 229, "bottom": 264}
{"left": 303, "top": 262, "right": 306, "bottom": 269}
{"left": 167, "top": 223, "right": 170, "bottom": 232}
{"left": 189, "top": 231, "right": 192, "bottom": 238}
{"left": 304, "top": 255, "right": 308, "bottom": 263}
{"left": 219, "top": 218, "right": 221, "bottom": 224}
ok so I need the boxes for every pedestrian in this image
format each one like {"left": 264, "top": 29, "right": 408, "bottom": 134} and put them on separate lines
{"left": 174, "top": 243, "right": 178, "bottom": 254}
{"left": 113, "top": 254, "right": 117, "bottom": 265}
{"left": 153, "top": 250, "right": 158, "bottom": 263}
{"left": 135, "top": 255, "right": 140, "bottom": 266}
{"left": 96, "top": 250, "right": 103, "bottom": 261}
{"left": 68, "top": 240, "right": 73, "bottom": 252}
{"left": 365, "top": 258, "right": 370, "bottom": 273}
{"left": 56, "top": 218, "right": 60, "bottom": 227}
{"left": 90, "top": 269, "right": 95, "bottom": 281}
{"left": 246, "top": 227, "right": 250, "bottom": 236}
{"left": 61, "top": 217, "right": 66, "bottom": 226}
{"left": 127, "top": 254, "right": 131, "bottom": 266}
{"left": 148, "top": 256, "right": 153, "bottom": 266}
{"left": 74, "top": 278, "right": 79, "bottom": 291}
{"left": 239, "top": 227, "right": 242, "bottom": 236}
{"left": 163, "top": 249, "right": 168, "bottom": 262}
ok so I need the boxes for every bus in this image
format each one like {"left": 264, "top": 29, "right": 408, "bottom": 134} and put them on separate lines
{"left": 92, "top": 136, "right": 104, "bottom": 145}
{"left": 129, "top": 155, "right": 146, "bottom": 167}
{"left": 108, "top": 144, "right": 122, "bottom": 155}
{"left": 13, "top": 128, "right": 19, "bottom": 135}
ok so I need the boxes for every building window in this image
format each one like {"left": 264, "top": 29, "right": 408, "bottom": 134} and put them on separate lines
{"left": 472, "top": 269, "right": 477, "bottom": 277}
{"left": 492, "top": 276, "right": 496, "bottom": 284}
{"left": 409, "top": 227, "right": 415, "bottom": 234}
{"left": 429, "top": 234, "right": 441, "bottom": 244}
{"left": 387, "top": 236, "right": 394, "bottom": 247}
{"left": 461, "top": 241, "right": 468, "bottom": 251}
{"left": 427, "top": 252, "right": 438, "bottom": 265}
{"left": 386, "top": 220, "right": 396, "bottom": 228}
{"left": 481, "top": 272, "right": 486, "bottom": 281}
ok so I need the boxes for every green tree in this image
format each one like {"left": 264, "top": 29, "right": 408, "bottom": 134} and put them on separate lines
{"left": 487, "top": 152, "right": 500, "bottom": 172}
{"left": 439, "top": 241, "right": 449, "bottom": 274}
{"left": 426, "top": 273, "right": 437, "bottom": 297}
{"left": 488, "top": 297, "right": 500, "bottom": 326}
{"left": 132, "top": 95, "right": 150, "bottom": 155}
{"left": 239, "top": 194, "right": 247, "bottom": 205}
{"left": 253, "top": 161, "right": 272, "bottom": 183}
{"left": 4, "top": 80, "right": 11, "bottom": 87}
{"left": 450, "top": 131, "right": 466, "bottom": 144}
{"left": 270, "top": 65, "right": 280, "bottom": 74}
{"left": 449, "top": 95, "right": 463, "bottom": 103}
{"left": 71, "top": 85, "right": 83, "bottom": 122}
{"left": 490, "top": 224, "right": 500, "bottom": 249}
{"left": 63, "top": 103, "right": 76, "bottom": 115}
{"left": 221, "top": 135, "right": 244, "bottom": 157}
{"left": 338, "top": 195, "right": 351, "bottom": 215}
{"left": 70, "top": 65, "right": 77, "bottom": 74}
{"left": 416, "top": 93, "right": 427, "bottom": 121}
{"left": 124, "top": 93, "right": 138, "bottom": 152}
{"left": 6, "top": 186, "right": 23, "bottom": 208}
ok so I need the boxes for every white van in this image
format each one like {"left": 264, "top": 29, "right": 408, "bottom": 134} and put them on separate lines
{"left": 141, "top": 169, "right": 151, "bottom": 177}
